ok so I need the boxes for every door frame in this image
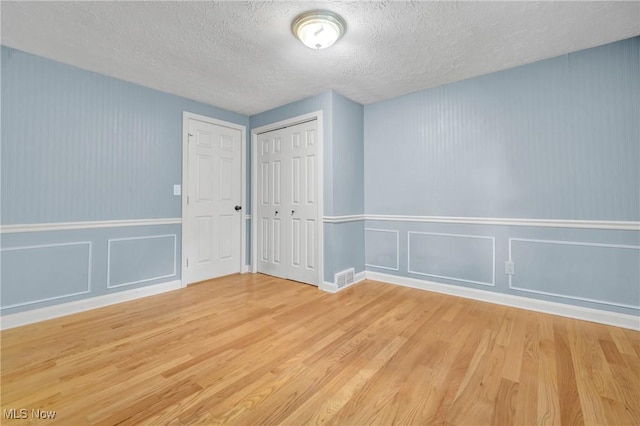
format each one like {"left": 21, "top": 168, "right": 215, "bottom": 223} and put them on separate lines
{"left": 250, "top": 111, "right": 324, "bottom": 286}
{"left": 181, "top": 111, "right": 247, "bottom": 288}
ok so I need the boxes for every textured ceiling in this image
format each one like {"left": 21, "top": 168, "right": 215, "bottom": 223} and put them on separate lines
{"left": 2, "top": 1, "right": 639, "bottom": 116}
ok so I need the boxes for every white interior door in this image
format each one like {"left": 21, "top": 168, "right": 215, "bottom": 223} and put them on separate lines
{"left": 256, "top": 119, "right": 318, "bottom": 285}
{"left": 286, "top": 120, "right": 318, "bottom": 284}
{"left": 257, "top": 129, "right": 286, "bottom": 278}
{"left": 185, "top": 116, "right": 242, "bottom": 284}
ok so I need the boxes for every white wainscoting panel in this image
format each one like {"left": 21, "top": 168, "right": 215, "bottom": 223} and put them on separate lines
{"left": 107, "top": 234, "right": 177, "bottom": 288}
{"left": 408, "top": 231, "right": 495, "bottom": 287}
{"left": 509, "top": 238, "right": 640, "bottom": 309}
{"left": 365, "top": 228, "right": 399, "bottom": 271}
{"left": 0, "top": 241, "right": 92, "bottom": 309}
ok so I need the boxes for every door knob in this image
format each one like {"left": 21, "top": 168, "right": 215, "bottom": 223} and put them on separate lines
{"left": 275, "top": 211, "right": 279, "bottom": 215}
{"left": 235, "top": 205, "right": 242, "bottom": 211}
{"left": 291, "top": 210, "right": 295, "bottom": 215}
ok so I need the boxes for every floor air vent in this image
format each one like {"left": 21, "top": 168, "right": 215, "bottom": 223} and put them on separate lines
{"left": 335, "top": 268, "right": 355, "bottom": 289}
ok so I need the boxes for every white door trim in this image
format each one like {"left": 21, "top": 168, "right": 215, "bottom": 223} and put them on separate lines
{"left": 251, "top": 111, "right": 324, "bottom": 286}
{"left": 182, "top": 111, "right": 247, "bottom": 288}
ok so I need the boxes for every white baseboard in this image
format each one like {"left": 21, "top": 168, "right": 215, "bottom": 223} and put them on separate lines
{"left": 365, "top": 272, "right": 640, "bottom": 331}
{"left": 0, "top": 280, "right": 182, "bottom": 330}
{"left": 6, "top": 271, "right": 635, "bottom": 331}
{"left": 321, "top": 271, "right": 366, "bottom": 293}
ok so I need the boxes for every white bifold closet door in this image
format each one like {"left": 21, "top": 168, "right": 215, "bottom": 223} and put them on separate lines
{"left": 257, "top": 119, "right": 319, "bottom": 285}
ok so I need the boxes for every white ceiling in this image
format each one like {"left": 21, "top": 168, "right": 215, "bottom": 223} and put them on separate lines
{"left": 2, "top": 1, "right": 639, "bottom": 116}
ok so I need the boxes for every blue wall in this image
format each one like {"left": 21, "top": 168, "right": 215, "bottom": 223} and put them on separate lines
{"left": 327, "top": 92, "right": 365, "bottom": 279}
{"left": 1, "top": 46, "right": 249, "bottom": 315}
{"left": 332, "top": 92, "right": 364, "bottom": 216}
{"left": 1, "top": 47, "right": 248, "bottom": 224}
{"left": 364, "top": 37, "right": 640, "bottom": 315}
{"left": 365, "top": 37, "right": 639, "bottom": 220}
{"left": 3, "top": 36, "right": 638, "bottom": 319}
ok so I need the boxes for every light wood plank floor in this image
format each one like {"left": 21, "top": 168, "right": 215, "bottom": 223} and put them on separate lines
{"left": 1, "top": 274, "right": 639, "bottom": 425}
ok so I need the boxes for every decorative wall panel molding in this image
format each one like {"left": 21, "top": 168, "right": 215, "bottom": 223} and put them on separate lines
{"left": 365, "top": 228, "right": 399, "bottom": 271}
{"left": 0, "top": 241, "right": 92, "bottom": 309}
{"left": 509, "top": 238, "right": 640, "bottom": 309}
{"left": 408, "top": 231, "right": 495, "bottom": 287}
{"left": 107, "top": 234, "right": 177, "bottom": 288}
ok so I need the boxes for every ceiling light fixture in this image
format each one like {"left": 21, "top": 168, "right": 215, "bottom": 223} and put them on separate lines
{"left": 292, "top": 10, "right": 346, "bottom": 50}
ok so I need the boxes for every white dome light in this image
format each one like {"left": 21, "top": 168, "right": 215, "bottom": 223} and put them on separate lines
{"left": 292, "top": 10, "right": 346, "bottom": 50}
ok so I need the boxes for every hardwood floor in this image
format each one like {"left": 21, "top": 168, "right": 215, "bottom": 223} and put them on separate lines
{"left": 1, "top": 274, "right": 639, "bottom": 425}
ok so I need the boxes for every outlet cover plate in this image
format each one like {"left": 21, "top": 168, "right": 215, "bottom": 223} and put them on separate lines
{"left": 505, "top": 261, "right": 515, "bottom": 275}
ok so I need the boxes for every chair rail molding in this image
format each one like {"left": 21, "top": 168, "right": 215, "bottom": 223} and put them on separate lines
{"left": 1, "top": 218, "right": 182, "bottom": 233}
{"left": 365, "top": 215, "right": 640, "bottom": 230}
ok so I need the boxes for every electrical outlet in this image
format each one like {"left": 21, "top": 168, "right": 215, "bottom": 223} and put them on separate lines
{"left": 505, "top": 261, "right": 515, "bottom": 275}
{"left": 173, "top": 184, "right": 181, "bottom": 196}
